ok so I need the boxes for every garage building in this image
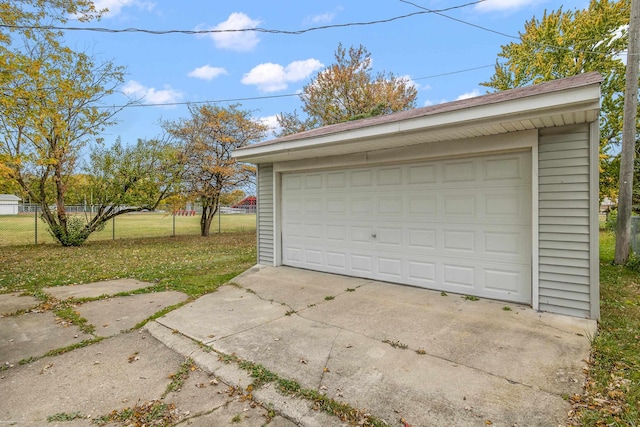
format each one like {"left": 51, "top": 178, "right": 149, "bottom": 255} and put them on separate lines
{"left": 233, "top": 72, "right": 602, "bottom": 319}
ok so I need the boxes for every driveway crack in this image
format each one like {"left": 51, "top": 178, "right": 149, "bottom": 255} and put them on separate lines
{"left": 317, "top": 329, "right": 340, "bottom": 391}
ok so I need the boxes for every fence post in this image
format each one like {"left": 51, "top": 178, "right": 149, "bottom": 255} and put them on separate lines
{"left": 218, "top": 210, "right": 221, "bottom": 234}
{"left": 34, "top": 205, "right": 38, "bottom": 245}
{"left": 172, "top": 211, "right": 176, "bottom": 237}
{"left": 112, "top": 216, "right": 115, "bottom": 240}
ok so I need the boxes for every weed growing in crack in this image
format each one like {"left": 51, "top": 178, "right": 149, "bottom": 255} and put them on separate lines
{"left": 47, "top": 412, "right": 84, "bottom": 422}
{"left": 382, "top": 339, "right": 409, "bottom": 350}
{"left": 285, "top": 309, "right": 297, "bottom": 316}
{"left": 163, "top": 358, "right": 196, "bottom": 397}
{"left": 345, "top": 288, "right": 355, "bottom": 292}
{"left": 324, "top": 295, "right": 335, "bottom": 301}
{"left": 463, "top": 295, "right": 479, "bottom": 301}
{"left": 231, "top": 354, "right": 386, "bottom": 426}
{"left": 94, "top": 401, "right": 180, "bottom": 426}
{"left": 54, "top": 305, "right": 95, "bottom": 335}
{"left": 239, "top": 361, "right": 278, "bottom": 386}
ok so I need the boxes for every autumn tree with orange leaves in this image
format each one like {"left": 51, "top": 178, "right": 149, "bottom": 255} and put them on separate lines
{"left": 164, "top": 104, "right": 268, "bottom": 237}
{"left": 276, "top": 44, "right": 418, "bottom": 136}
{"left": 0, "top": 0, "right": 135, "bottom": 246}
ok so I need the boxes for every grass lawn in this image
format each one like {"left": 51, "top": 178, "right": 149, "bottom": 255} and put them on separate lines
{"left": 0, "top": 212, "right": 256, "bottom": 246}
{"left": 0, "top": 231, "right": 257, "bottom": 298}
{"left": 569, "top": 231, "right": 640, "bottom": 426}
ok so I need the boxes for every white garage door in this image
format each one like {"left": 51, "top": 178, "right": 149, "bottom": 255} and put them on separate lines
{"left": 282, "top": 151, "right": 532, "bottom": 303}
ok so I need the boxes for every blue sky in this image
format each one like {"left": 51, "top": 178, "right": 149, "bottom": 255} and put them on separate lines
{"left": 63, "top": 0, "right": 589, "bottom": 145}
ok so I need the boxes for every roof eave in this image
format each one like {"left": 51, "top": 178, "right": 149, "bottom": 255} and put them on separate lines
{"left": 234, "top": 80, "right": 600, "bottom": 164}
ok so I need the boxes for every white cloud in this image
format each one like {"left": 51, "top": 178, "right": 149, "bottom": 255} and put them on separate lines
{"left": 204, "top": 13, "right": 261, "bottom": 52}
{"left": 242, "top": 59, "right": 324, "bottom": 92}
{"left": 259, "top": 115, "right": 282, "bottom": 135}
{"left": 475, "top": 0, "right": 541, "bottom": 12}
{"left": 188, "top": 65, "right": 228, "bottom": 81}
{"left": 304, "top": 6, "right": 343, "bottom": 25}
{"left": 92, "top": 0, "right": 155, "bottom": 17}
{"left": 398, "top": 75, "right": 430, "bottom": 91}
{"left": 308, "top": 12, "right": 335, "bottom": 24}
{"left": 123, "top": 80, "right": 183, "bottom": 105}
{"left": 423, "top": 99, "right": 447, "bottom": 107}
{"left": 456, "top": 89, "right": 481, "bottom": 101}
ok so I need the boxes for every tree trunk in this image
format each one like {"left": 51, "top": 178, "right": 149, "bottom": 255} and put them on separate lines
{"left": 614, "top": 0, "right": 640, "bottom": 264}
{"left": 200, "top": 201, "right": 218, "bottom": 237}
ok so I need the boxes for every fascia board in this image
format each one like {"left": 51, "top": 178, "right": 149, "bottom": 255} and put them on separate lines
{"left": 233, "top": 83, "right": 600, "bottom": 163}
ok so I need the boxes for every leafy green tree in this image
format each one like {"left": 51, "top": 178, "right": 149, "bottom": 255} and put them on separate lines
{"left": 0, "top": 1, "right": 132, "bottom": 245}
{"left": 277, "top": 44, "right": 418, "bottom": 136}
{"left": 80, "top": 138, "right": 184, "bottom": 240}
{"left": 481, "top": 0, "right": 633, "bottom": 203}
{"left": 164, "top": 104, "right": 268, "bottom": 236}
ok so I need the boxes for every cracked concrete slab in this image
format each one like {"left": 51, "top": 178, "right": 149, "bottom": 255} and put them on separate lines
{"left": 232, "top": 265, "right": 370, "bottom": 311}
{"left": 44, "top": 278, "right": 154, "bottom": 300}
{"left": 215, "top": 315, "right": 340, "bottom": 391}
{"left": 302, "top": 280, "right": 594, "bottom": 396}
{"left": 0, "top": 311, "right": 92, "bottom": 365}
{"left": 157, "top": 265, "right": 596, "bottom": 426}
{"left": 77, "top": 291, "right": 188, "bottom": 336}
{"left": 0, "top": 293, "right": 39, "bottom": 316}
{"left": 0, "top": 330, "right": 182, "bottom": 424}
{"left": 157, "top": 285, "right": 288, "bottom": 343}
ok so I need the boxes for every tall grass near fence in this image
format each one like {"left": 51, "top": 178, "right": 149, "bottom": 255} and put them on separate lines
{"left": 0, "top": 211, "right": 256, "bottom": 246}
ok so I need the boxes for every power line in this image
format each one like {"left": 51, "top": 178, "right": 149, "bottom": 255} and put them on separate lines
{"left": 0, "top": 1, "right": 484, "bottom": 35}
{"left": 400, "top": 0, "right": 628, "bottom": 57}
{"left": 400, "top": 0, "right": 518, "bottom": 39}
{"left": 412, "top": 64, "right": 497, "bottom": 80}
{"left": 99, "top": 63, "right": 501, "bottom": 109}
{"left": 113, "top": 93, "right": 300, "bottom": 108}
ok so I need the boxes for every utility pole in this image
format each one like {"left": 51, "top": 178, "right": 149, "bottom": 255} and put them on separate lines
{"left": 615, "top": 0, "right": 640, "bottom": 264}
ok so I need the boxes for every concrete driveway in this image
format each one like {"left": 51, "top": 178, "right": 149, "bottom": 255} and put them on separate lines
{"left": 154, "top": 265, "right": 597, "bottom": 426}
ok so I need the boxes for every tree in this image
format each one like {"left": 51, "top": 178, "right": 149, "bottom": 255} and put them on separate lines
{"left": 0, "top": 1, "right": 135, "bottom": 245}
{"left": 481, "top": 0, "right": 632, "bottom": 202}
{"left": 164, "top": 104, "right": 268, "bottom": 236}
{"left": 276, "top": 44, "right": 418, "bottom": 136}
{"left": 80, "top": 138, "right": 184, "bottom": 241}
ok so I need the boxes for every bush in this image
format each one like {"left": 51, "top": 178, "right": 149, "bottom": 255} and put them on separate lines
{"left": 46, "top": 215, "right": 103, "bottom": 246}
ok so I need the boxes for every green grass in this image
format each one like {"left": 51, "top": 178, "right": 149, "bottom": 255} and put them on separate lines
{"left": 0, "top": 231, "right": 257, "bottom": 298}
{"left": 0, "top": 212, "right": 256, "bottom": 246}
{"left": 570, "top": 231, "right": 640, "bottom": 426}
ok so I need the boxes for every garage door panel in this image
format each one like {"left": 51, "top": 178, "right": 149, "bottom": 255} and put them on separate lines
{"left": 377, "top": 227, "right": 403, "bottom": 246}
{"left": 407, "top": 228, "right": 437, "bottom": 249}
{"left": 408, "top": 196, "right": 437, "bottom": 216}
{"left": 326, "top": 252, "right": 346, "bottom": 269}
{"left": 442, "top": 230, "right": 476, "bottom": 252}
{"left": 407, "top": 260, "right": 437, "bottom": 284}
{"left": 443, "top": 160, "right": 476, "bottom": 182}
{"left": 377, "top": 167, "right": 403, "bottom": 185}
{"left": 282, "top": 152, "right": 532, "bottom": 303}
{"left": 327, "top": 172, "right": 346, "bottom": 187}
{"left": 350, "top": 169, "right": 373, "bottom": 186}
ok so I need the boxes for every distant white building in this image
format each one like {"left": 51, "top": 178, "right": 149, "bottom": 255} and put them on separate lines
{"left": 0, "top": 194, "right": 20, "bottom": 215}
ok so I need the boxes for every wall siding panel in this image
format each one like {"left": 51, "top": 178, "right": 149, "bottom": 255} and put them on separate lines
{"left": 538, "top": 125, "right": 592, "bottom": 318}
{"left": 257, "top": 164, "right": 274, "bottom": 265}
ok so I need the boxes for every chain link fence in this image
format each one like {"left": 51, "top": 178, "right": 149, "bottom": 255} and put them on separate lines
{"left": 0, "top": 203, "right": 256, "bottom": 246}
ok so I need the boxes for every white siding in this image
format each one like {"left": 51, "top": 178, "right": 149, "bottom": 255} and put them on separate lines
{"left": 538, "top": 125, "right": 593, "bottom": 317}
{"left": 257, "top": 164, "right": 274, "bottom": 265}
